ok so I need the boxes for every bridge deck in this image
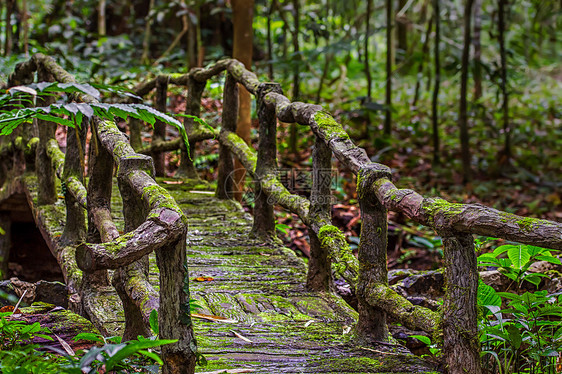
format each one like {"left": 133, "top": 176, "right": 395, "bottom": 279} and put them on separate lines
{"left": 15, "top": 176, "right": 436, "bottom": 373}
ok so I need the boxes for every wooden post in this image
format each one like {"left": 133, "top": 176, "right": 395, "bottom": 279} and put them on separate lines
{"left": 216, "top": 73, "right": 239, "bottom": 199}
{"left": 35, "top": 65, "right": 57, "bottom": 205}
{"left": 442, "top": 232, "right": 481, "bottom": 374}
{"left": 307, "top": 136, "right": 333, "bottom": 291}
{"left": 356, "top": 164, "right": 393, "bottom": 343}
{"left": 115, "top": 155, "right": 158, "bottom": 340}
{"left": 84, "top": 124, "right": 114, "bottom": 288}
{"left": 61, "top": 118, "right": 88, "bottom": 245}
{"left": 156, "top": 230, "right": 196, "bottom": 374}
{"left": 251, "top": 82, "right": 282, "bottom": 240}
{"left": 152, "top": 76, "right": 168, "bottom": 177}
{"left": 177, "top": 73, "right": 205, "bottom": 178}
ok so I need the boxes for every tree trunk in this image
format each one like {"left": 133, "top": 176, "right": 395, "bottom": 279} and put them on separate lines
{"left": 98, "top": 0, "right": 106, "bottom": 36}
{"left": 397, "top": 0, "right": 408, "bottom": 60}
{"left": 289, "top": 0, "right": 301, "bottom": 154}
{"left": 459, "top": 0, "right": 474, "bottom": 183}
{"left": 412, "top": 16, "right": 433, "bottom": 108}
{"left": 4, "top": 0, "right": 14, "bottom": 56}
{"left": 498, "top": 0, "right": 511, "bottom": 163}
{"left": 384, "top": 0, "right": 392, "bottom": 135}
{"left": 431, "top": 0, "right": 440, "bottom": 165}
{"left": 141, "top": 0, "right": 155, "bottom": 64}
{"left": 365, "top": 0, "right": 373, "bottom": 101}
{"left": 232, "top": 0, "right": 254, "bottom": 201}
{"left": 266, "top": 0, "right": 277, "bottom": 80}
{"left": 472, "top": 0, "right": 482, "bottom": 100}
{"left": 22, "top": 0, "right": 28, "bottom": 56}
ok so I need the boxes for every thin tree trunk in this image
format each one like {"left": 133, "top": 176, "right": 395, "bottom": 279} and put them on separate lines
{"left": 473, "top": 0, "right": 482, "bottom": 100}
{"left": 365, "top": 0, "right": 373, "bottom": 100}
{"left": 397, "top": 0, "right": 408, "bottom": 61}
{"left": 141, "top": 0, "right": 155, "bottom": 64}
{"left": 289, "top": 0, "right": 300, "bottom": 154}
{"left": 4, "top": 0, "right": 14, "bottom": 56}
{"left": 22, "top": 0, "right": 28, "bottom": 56}
{"left": 266, "top": 0, "right": 277, "bottom": 80}
{"left": 431, "top": 0, "right": 440, "bottom": 165}
{"left": 460, "top": 0, "right": 475, "bottom": 182}
{"left": 98, "top": 0, "right": 106, "bottom": 36}
{"left": 412, "top": 16, "right": 433, "bottom": 108}
{"left": 232, "top": 0, "right": 254, "bottom": 201}
{"left": 384, "top": 0, "right": 392, "bottom": 135}
{"left": 498, "top": 0, "right": 511, "bottom": 163}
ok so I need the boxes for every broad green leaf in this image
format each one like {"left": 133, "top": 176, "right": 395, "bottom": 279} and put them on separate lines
{"left": 507, "top": 245, "right": 530, "bottom": 270}
{"left": 410, "top": 334, "right": 431, "bottom": 345}
{"left": 104, "top": 339, "right": 177, "bottom": 371}
{"left": 477, "top": 279, "right": 501, "bottom": 314}
{"left": 149, "top": 309, "right": 159, "bottom": 335}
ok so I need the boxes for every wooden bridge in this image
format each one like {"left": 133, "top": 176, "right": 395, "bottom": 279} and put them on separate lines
{"left": 1, "top": 54, "right": 562, "bottom": 374}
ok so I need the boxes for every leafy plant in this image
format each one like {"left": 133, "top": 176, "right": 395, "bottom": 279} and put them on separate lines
{"left": 477, "top": 243, "right": 561, "bottom": 289}
{"left": 477, "top": 241, "right": 562, "bottom": 373}
{"left": 410, "top": 334, "right": 442, "bottom": 359}
{"left": 0, "top": 83, "right": 190, "bottom": 152}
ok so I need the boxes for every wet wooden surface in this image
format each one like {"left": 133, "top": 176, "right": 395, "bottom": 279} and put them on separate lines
{"left": 15, "top": 177, "right": 439, "bottom": 373}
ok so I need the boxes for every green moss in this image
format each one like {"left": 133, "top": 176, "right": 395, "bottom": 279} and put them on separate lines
{"left": 225, "top": 131, "right": 257, "bottom": 168}
{"left": 318, "top": 225, "right": 358, "bottom": 281}
{"left": 313, "top": 111, "right": 350, "bottom": 141}
{"left": 422, "top": 198, "right": 465, "bottom": 226}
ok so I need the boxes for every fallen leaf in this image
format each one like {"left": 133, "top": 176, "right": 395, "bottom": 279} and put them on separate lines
{"left": 190, "top": 313, "right": 237, "bottom": 324}
{"left": 162, "top": 180, "right": 184, "bottom": 185}
{"left": 193, "top": 276, "right": 214, "bottom": 282}
{"left": 304, "top": 320, "right": 315, "bottom": 328}
{"left": 54, "top": 334, "right": 75, "bottom": 356}
{"left": 230, "top": 330, "right": 253, "bottom": 343}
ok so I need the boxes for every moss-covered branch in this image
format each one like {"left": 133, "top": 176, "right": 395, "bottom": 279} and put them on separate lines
{"left": 137, "top": 125, "right": 217, "bottom": 155}
{"left": 365, "top": 284, "right": 438, "bottom": 333}
{"left": 76, "top": 207, "right": 184, "bottom": 271}
{"left": 45, "top": 139, "right": 87, "bottom": 209}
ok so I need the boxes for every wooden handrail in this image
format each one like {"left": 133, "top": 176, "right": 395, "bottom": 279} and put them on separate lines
{"left": 6, "top": 54, "right": 197, "bottom": 373}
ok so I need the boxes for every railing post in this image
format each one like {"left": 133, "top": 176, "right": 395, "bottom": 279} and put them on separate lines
{"left": 84, "top": 124, "right": 114, "bottom": 288}
{"left": 216, "top": 72, "right": 239, "bottom": 199}
{"left": 152, "top": 75, "right": 168, "bottom": 177}
{"left": 60, "top": 118, "right": 88, "bottom": 245}
{"left": 115, "top": 155, "right": 159, "bottom": 340}
{"left": 307, "top": 136, "right": 333, "bottom": 291}
{"left": 356, "top": 164, "right": 393, "bottom": 342}
{"left": 441, "top": 232, "right": 481, "bottom": 374}
{"left": 177, "top": 73, "right": 205, "bottom": 179}
{"left": 251, "top": 82, "right": 282, "bottom": 240}
{"left": 35, "top": 64, "right": 57, "bottom": 205}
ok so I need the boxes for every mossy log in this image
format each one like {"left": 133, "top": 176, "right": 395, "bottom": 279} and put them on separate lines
{"left": 373, "top": 178, "right": 562, "bottom": 250}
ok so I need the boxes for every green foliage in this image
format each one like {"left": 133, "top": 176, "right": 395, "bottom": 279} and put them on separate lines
{"left": 0, "top": 312, "right": 54, "bottom": 350}
{"left": 409, "top": 334, "right": 442, "bottom": 358}
{"left": 477, "top": 240, "right": 562, "bottom": 373}
{"left": 0, "top": 83, "right": 190, "bottom": 153}
{"left": 0, "top": 304, "right": 177, "bottom": 374}
{"left": 477, "top": 243, "right": 561, "bottom": 288}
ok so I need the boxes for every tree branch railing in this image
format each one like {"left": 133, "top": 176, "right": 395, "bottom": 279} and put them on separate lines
{"left": 145, "top": 58, "right": 561, "bottom": 374}
{"left": 5, "top": 54, "right": 196, "bottom": 374}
